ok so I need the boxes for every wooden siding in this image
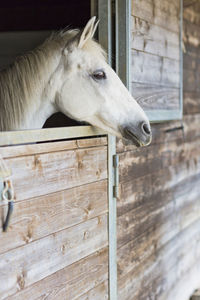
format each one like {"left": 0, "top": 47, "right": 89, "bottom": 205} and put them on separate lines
{"left": 131, "top": 0, "right": 181, "bottom": 113}
{"left": 0, "top": 137, "right": 108, "bottom": 300}
{"left": 117, "top": 1, "right": 200, "bottom": 299}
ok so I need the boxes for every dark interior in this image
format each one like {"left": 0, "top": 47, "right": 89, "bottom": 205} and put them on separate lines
{"left": 0, "top": 0, "right": 91, "bottom": 128}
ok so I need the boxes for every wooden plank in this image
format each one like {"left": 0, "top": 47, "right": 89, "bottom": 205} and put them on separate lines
{"left": 183, "top": 91, "right": 200, "bottom": 114}
{"left": 117, "top": 171, "right": 200, "bottom": 250}
{"left": 131, "top": 16, "right": 179, "bottom": 60}
{"left": 131, "top": 83, "right": 180, "bottom": 110}
{"left": 0, "top": 214, "right": 108, "bottom": 299}
{"left": 0, "top": 126, "right": 105, "bottom": 147}
{"left": 118, "top": 135, "right": 200, "bottom": 184}
{"left": 0, "top": 180, "right": 108, "bottom": 254}
{"left": 118, "top": 218, "right": 200, "bottom": 300}
{"left": 77, "top": 137, "right": 107, "bottom": 148}
{"left": 183, "top": 19, "right": 200, "bottom": 48}
{"left": 0, "top": 137, "right": 107, "bottom": 159}
{"left": 1, "top": 146, "right": 107, "bottom": 202}
{"left": 5, "top": 248, "right": 108, "bottom": 300}
{"left": 183, "top": 68, "right": 198, "bottom": 92}
{"left": 117, "top": 171, "right": 200, "bottom": 261}
{"left": 77, "top": 281, "right": 108, "bottom": 300}
{"left": 132, "top": 0, "right": 180, "bottom": 33}
{"left": 184, "top": 2, "right": 200, "bottom": 25}
{"left": 131, "top": 50, "right": 180, "bottom": 87}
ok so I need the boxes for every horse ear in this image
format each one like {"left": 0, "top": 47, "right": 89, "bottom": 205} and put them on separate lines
{"left": 78, "top": 16, "right": 99, "bottom": 48}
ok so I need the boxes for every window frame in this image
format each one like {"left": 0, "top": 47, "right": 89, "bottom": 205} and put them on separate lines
{"left": 116, "top": 0, "right": 183, "bottom": 123}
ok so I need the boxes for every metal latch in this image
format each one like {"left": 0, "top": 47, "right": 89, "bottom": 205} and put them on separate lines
{"left": 113, "top": 154, "right": 119, "bottom": 198}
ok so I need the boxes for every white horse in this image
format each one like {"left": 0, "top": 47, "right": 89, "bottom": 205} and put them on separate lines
{"left": 0, "top": 17, "right": 151, "bottom": 147}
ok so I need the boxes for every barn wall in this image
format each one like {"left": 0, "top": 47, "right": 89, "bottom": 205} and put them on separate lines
{"left": 0, "top": 137, "right": 108, "bottom": 300}
{"left": 117, "top": 1, "right": 200, "bottom": 299}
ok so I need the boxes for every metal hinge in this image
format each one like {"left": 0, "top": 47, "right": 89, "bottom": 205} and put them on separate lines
{"left": 113, "top": 154, "right": 119, "bottom": 198}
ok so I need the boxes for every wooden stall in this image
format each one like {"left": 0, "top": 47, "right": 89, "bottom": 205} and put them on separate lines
{"left": 0, "top": 134, "right": 109, "bottom": 299}
{"left": 1, "top": 0, "right": 200, "bottom": 300}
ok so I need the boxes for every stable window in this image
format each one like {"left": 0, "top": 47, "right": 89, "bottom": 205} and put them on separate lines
{"left": 116, "top": 0, "right": 183, "bottom": 122}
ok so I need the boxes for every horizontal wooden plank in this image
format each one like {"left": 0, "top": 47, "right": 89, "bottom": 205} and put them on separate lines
{"left": 131, "top": 16, "right": 179, "bottom": 60}
{"left": 183, "top": 91, "right": 200, "bottom": 114}
{"left": 118, "top": 218, "right": 200, "bottom": 300}
{"left": 0, "top": 180, "right": 108, "bottom": 254}
{"left": 0, "top": 137, "right": 107, "bottom": 159}
{"left": 77, "top": 281, "right": 108, "bottom": 300}
{"left": 183, "top": 2, "right": 200, "bottom": 26}
{"left": 183, "top": 19, "right": 200, "bottom": 48}
{"left": 117, "top": 169, "right": 200, "bottom": 249}
{"left": 132, "top": 0, "right": 180, "bottom": 33}
{"left": 0, "top": 126, "right": 105, "bottom": 146}
{"left": 0, "top": 214, "right": 108, "bottom": 299}
{"left": 118, "top": 135, "right": 200, "bottom": 184}
{"left": 6, "top": 248, "right": 108, "bottom": 300}
{"left": 1, "top": 146, "right": 107, "bottom": 201}
{"left": 131, "top": 83, "right": 180, "bottom": 110}
{"left": 183, "top": 68, "right": 199, "bottom": 92}
{"left": 131, "top": 50, "right": 180, "bottom": 87}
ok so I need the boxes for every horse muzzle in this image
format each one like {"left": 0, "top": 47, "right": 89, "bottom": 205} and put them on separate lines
{"left": 120, "top": 121, "right": 152, "bottom": 147}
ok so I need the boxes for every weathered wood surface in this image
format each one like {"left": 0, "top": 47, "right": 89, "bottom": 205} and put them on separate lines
{"left": 131, "top": 16, "right": 179, "bottom": 60}
{"left": 132, "top": 0, "right": 180, "bottom": 33}
{"left": 77, "top": 281, "right": 108, "bottom": 300}
{"left": 0, "top": 211, "right": 108, "bottom": 299}
{"left": 183, "top": 1, "right": 200, "bottom": 115}
{"left": 0, "top": 180, "right": 108, "bottom": 254}
{"left": 131, "top": 83, "right": 180, "bottom": 110}
{"left": 118, "top": 9, "right": 200, "bottom": 292}
{"left": 131, "top": 51, "right": 180, "bottom": 87}
{"left": 0, "top": 137, "right": 109, "bottom": 299}
{"left": 118, "top": 218, "right": 200, "bottom": 300}
{"left": 117, "top": 116, "right": 200, "bottom": 300}
{"left": 0, "top": 145, "right": 107, "bottom": 202}
{"left": 131, "top": 0, "right": 181, "bottom": 113}
{"left": 0, "top": 137, "right": 107, "bottom": 158}
{"left": 5, "top": 248, "right": 108, "bottom": 300}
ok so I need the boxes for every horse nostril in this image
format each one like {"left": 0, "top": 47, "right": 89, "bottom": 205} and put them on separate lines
{"left": 142, "top": 122, "right": 151, "bottom": 135}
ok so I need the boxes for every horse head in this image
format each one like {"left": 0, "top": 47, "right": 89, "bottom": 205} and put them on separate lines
{"left": 55, "top": 17, "right": 151, "bottom": 147}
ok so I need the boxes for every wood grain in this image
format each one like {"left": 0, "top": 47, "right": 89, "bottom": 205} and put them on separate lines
{"left": 0, "top": 137, "right": 107, "bottom": 159}
{"left": 131, "top": 16, "right": 179, "bottom": 60}
{"left": 0, "top": 214, "right": 108, "bottom": 299}
{"left": 77, "top": 281, "right": 108, "bottom": 300}
{"left": 131, "top": 50, "right": 180, "bottom": 87}
{"left": 0, "top": 180, "right": 108, "bottom": 254}
{"left": 131, "top": 83, "right": 180, "bottom": 110}
{"left": 1, "top": 146, "right": 107, "bottom": 202}
{"left": 131, "top": 0, "right": 181, "bottom": 117}
{"left": 5, "top": 248, "right": 108, "bottom": 300}
{"left": 132, "top": 0, "right": 180, "bottom": 33}
{"left": 118, "top": 218, "right": 200, "bottom": 300}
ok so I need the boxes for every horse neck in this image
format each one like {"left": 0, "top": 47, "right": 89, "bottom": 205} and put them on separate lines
{"left": 0, "top": 43, "right": 62, "bottom": 131}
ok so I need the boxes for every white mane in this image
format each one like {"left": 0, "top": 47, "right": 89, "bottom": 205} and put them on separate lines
{"left": 0, "top": 29, "right": 106, "bottom": 131}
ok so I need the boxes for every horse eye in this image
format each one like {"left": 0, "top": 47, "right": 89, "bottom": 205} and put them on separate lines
{"left": 92, "top": 70, "right": 106, "bottom": 80}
